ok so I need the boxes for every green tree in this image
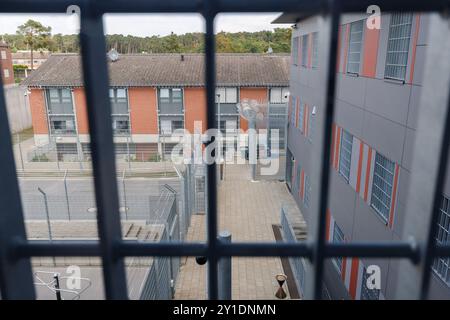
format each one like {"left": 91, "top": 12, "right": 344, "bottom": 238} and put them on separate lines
{"left": 16, "top": 19, "right": 52, "bottom": 69}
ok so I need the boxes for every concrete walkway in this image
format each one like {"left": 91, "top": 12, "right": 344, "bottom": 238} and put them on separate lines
{"left": 174, "top": 163, "right": 299, "bottom": 300}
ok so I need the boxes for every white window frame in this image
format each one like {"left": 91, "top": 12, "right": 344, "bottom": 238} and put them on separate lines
{"left": 339, "top": 129, "right": 353, "bottom": 182}
{"left": 215, "top": 87, "right": 237, "bottom": 104}
{"left": 1, "top": 51, "right": 6, "bottom": 60}
{"left": 371, "top": 152, "right": 396, "bottom": 223}
{"left": 432, "top": 195, "right": 450, "bottom": 286}
{"left": 3, "top": 69, "right": 10, "bottom": 78}
{"left": 269, "top": 88, "right": 289, "bottom": 104}
{"left": 332, "top": 222, "right": 344, "bottom": 274}
{"left": 384, "top": 12, "right": 413, "bottom": 81}
{"left": 347, "top": 20, "right": 364, "bottom": 74}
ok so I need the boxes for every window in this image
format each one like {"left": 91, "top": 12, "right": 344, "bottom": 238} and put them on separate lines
{"left": 371, "top": 153, "right": 396, "bottom": 223}
{"left": 49, "top": 116, "right": 76, "bottom": 135}
{"left": 312, "top": 32, "right": 319, "bottom": 68}
{"left": 384, "top": 13, "right": 413, "bottom": 81}
{"left": 301, "top": 34, "right": 308, "bottom": 67}
{"left": 3, "top": 69, "right": 9, "bottom": 78}
{"left": 158, "top": 88, "right": 183, "bottom": 114}
{"left": 160, "top": 117, "right": 184, "bottom": 135}
{"left": 432, "top": 195, "right": 450, "bottom": 285}
{"left": 361, "top": 267, "right": 381, "bottom": 300}
{"left": 332, "top": 222, "right": 345, "bottom": 273}
{"left": 109, "top": 88, "right": 128, "bottom": 114}
{"left": 304, "top": 174, "right": 311, "bottom": 208}
{"left": 347, "top": 20, "right": 364, "bottom": 74}
{"left": 112, "top": 115, "right": 130, "bottom": 135}
{"left": 109, "top": 88, "right": 129, "bottom": 134}
{"left": 339, "top": 130, "right": 353, "bottom": 182}
{"left": 269, "top": 88, "right": 289, "bottom": 104}
{"left": 215, "top": 87, "right": 237, "bottom": 104}
{"left": 292, "top": 37, "right": 299, "bottom": 65}
{"left": 1, "top": 50, "right": 6, "bottom": 60}
{"left": 46, "top": 89, "right": 76, "bottom": 135}
{"left": 298, "top": 103, "right": 304, "bottom": 132}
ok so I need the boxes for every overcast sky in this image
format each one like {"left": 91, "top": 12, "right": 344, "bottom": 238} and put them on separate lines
{"left": 0, "top": 13, "right": 290, "bottom": 36}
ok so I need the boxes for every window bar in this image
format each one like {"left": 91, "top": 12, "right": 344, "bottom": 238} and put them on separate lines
{"left": 203, "top": 5, "right": 219, "bottom": 300}
{"left": 78, "top": 10, "right": 128, "bottom": 299}
{"left": 419, "top": 71, "right": 450, "bottom": 299}
{"left": 0, "top": 72, "right": 35, "bottom": 300}
{"left": 310, "top": 1, "right": 341, "bottom": 300}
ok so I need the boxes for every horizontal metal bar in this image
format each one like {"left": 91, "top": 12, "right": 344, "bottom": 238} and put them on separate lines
{"left": 0, "top": 0, "right": 447, "bottom": 13}
{"left": 14, "top": 240, "right": 441, "bottom": 261}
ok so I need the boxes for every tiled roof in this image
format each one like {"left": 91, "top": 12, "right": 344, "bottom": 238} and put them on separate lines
{"left": 22, "top": 53, "right": 290, "bottom": 87}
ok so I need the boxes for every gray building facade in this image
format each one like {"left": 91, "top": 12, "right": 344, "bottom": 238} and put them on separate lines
{"left": 278, "top": 12, "right": 450, "bottom": 299}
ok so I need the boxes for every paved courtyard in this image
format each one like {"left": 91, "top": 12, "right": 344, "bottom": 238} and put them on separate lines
{"left": 175, "top": 162, "right": 299, "bottom": 300}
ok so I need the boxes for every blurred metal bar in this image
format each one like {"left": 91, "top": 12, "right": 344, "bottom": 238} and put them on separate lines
{"left": 0, "top": 73, "right": 36, "bottom": 300}
{"left": 15, "top": 240, "right": 429, "bottom": 259}
{"left": 306, "top": 1, "right": 341, "bottom": 300}
{"left": 203, "top": 6, "right": 219, "bottom": 300}
{"left": 396, "top": 14, "right": 450, "bottom": 299}
{"left": 0, "top": 0, "right": 446, "bottom": 14}
{"left": 79, "top": 10, "right": 128, "bottom": 299}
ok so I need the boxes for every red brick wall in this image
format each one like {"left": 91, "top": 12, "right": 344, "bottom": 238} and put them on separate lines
{"left": 29, "top": 89, "right": 48, "bottom": 134}
{"left": 184, "top": 87, "right": 207, "bottom": 133}
{"left": 129, "top": 87, "right": 158, "bottom": 134}
{"left": 0, "top": 46, "right": 14, "bottom": 85}
{"left": 73, "top": 88, "right": 89, "bottom": 134}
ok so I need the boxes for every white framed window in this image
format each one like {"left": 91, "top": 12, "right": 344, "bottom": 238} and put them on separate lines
{"left": 371, "top": 152, "right": 395, "bottom": 223}
{"left": 292, "top": 37, "right": 299, "bottom": 65}
{"left": 269, "top": 88, "right": 289, "bottom": 104}
{"left": 339, "top": 130, "right": 353, "bottom": 182}
{"left": 301, "top": 34, "right": 308, "bottom": 67}
{"left": 3, "top": 69, "right": 10, "bottom": 78}
{"left": 432, "top": 195, "right": 450, "bottom": 286}
{"left": 312, "top": 32, "right": 319, "bottom": 68}
{"left": 347, "top": 20, "right": 364, "bottom": 74}
{"left": 1, "top": 51, "right": 6, "bottom": 60}
{"left": 332, "top": 222, "right": 344, "bottom": 273}
{"left": 215, "top": 87, "right": 237, "bottom": 104}
{"left": 159, "top": 88, "right": 170, "bottom": 98}
{"left": 361, "top": 267, "right": 381, "bottom": 300}
{"left": 384, "top": 12, "right": 413, "bottom": 81}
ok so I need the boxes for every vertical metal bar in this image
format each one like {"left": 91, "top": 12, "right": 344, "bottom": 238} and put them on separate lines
{"left": 218, "top": 231, "right": 232, "bottom": 300}
{"left": 0, "top": 76, "right": 35, "bottom": 299}
{"left": 396, "top": 14, "right": 450, "bottom": 299}
{"left": 420, "top": 87, "right": 450, "bottom": 299}
{"left": 79, "top": 9, "right": 128, "bottom": 299}
{"left": 203, "top": 5, "right": 219, "bottom": 300}
{"left": 309, "top": 1, "right": 341, "bottom": 300}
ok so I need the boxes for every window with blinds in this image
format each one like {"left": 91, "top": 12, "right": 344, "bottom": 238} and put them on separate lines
{"left": 384, "top": 12, "right": 413, "bottom": 81}
{"left": 347, "top": 20, "right": 364, "bottom": 74}
{"left": 371, "top": 153, "right": 396, "bottom": 223}
{"left": 339, "top": 129, "right": 353, "bottom": 182}
{"left": 333, "top": 222, "right": 345, "bottom": 274}
{"left": 432, "top": 195, "right": 450, "bottom": 286}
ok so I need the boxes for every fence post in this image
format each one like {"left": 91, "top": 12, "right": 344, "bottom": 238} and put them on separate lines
{"left": 63, "top": 170, "right": 71, "bottom": 220}
{"left": 218, "top": 230, "right": 232, "bottom": 300}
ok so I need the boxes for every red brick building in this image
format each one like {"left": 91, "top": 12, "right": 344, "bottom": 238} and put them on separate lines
{"left": 0, "top": 41, "right": 15, "bottom": 86}
{"left": 23, "top": 53, "right": 289, "bottom": 159}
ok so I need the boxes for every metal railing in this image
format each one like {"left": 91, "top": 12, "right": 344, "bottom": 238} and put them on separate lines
{"left": 0, "top": 0, "right": 449, "bottom": 300}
